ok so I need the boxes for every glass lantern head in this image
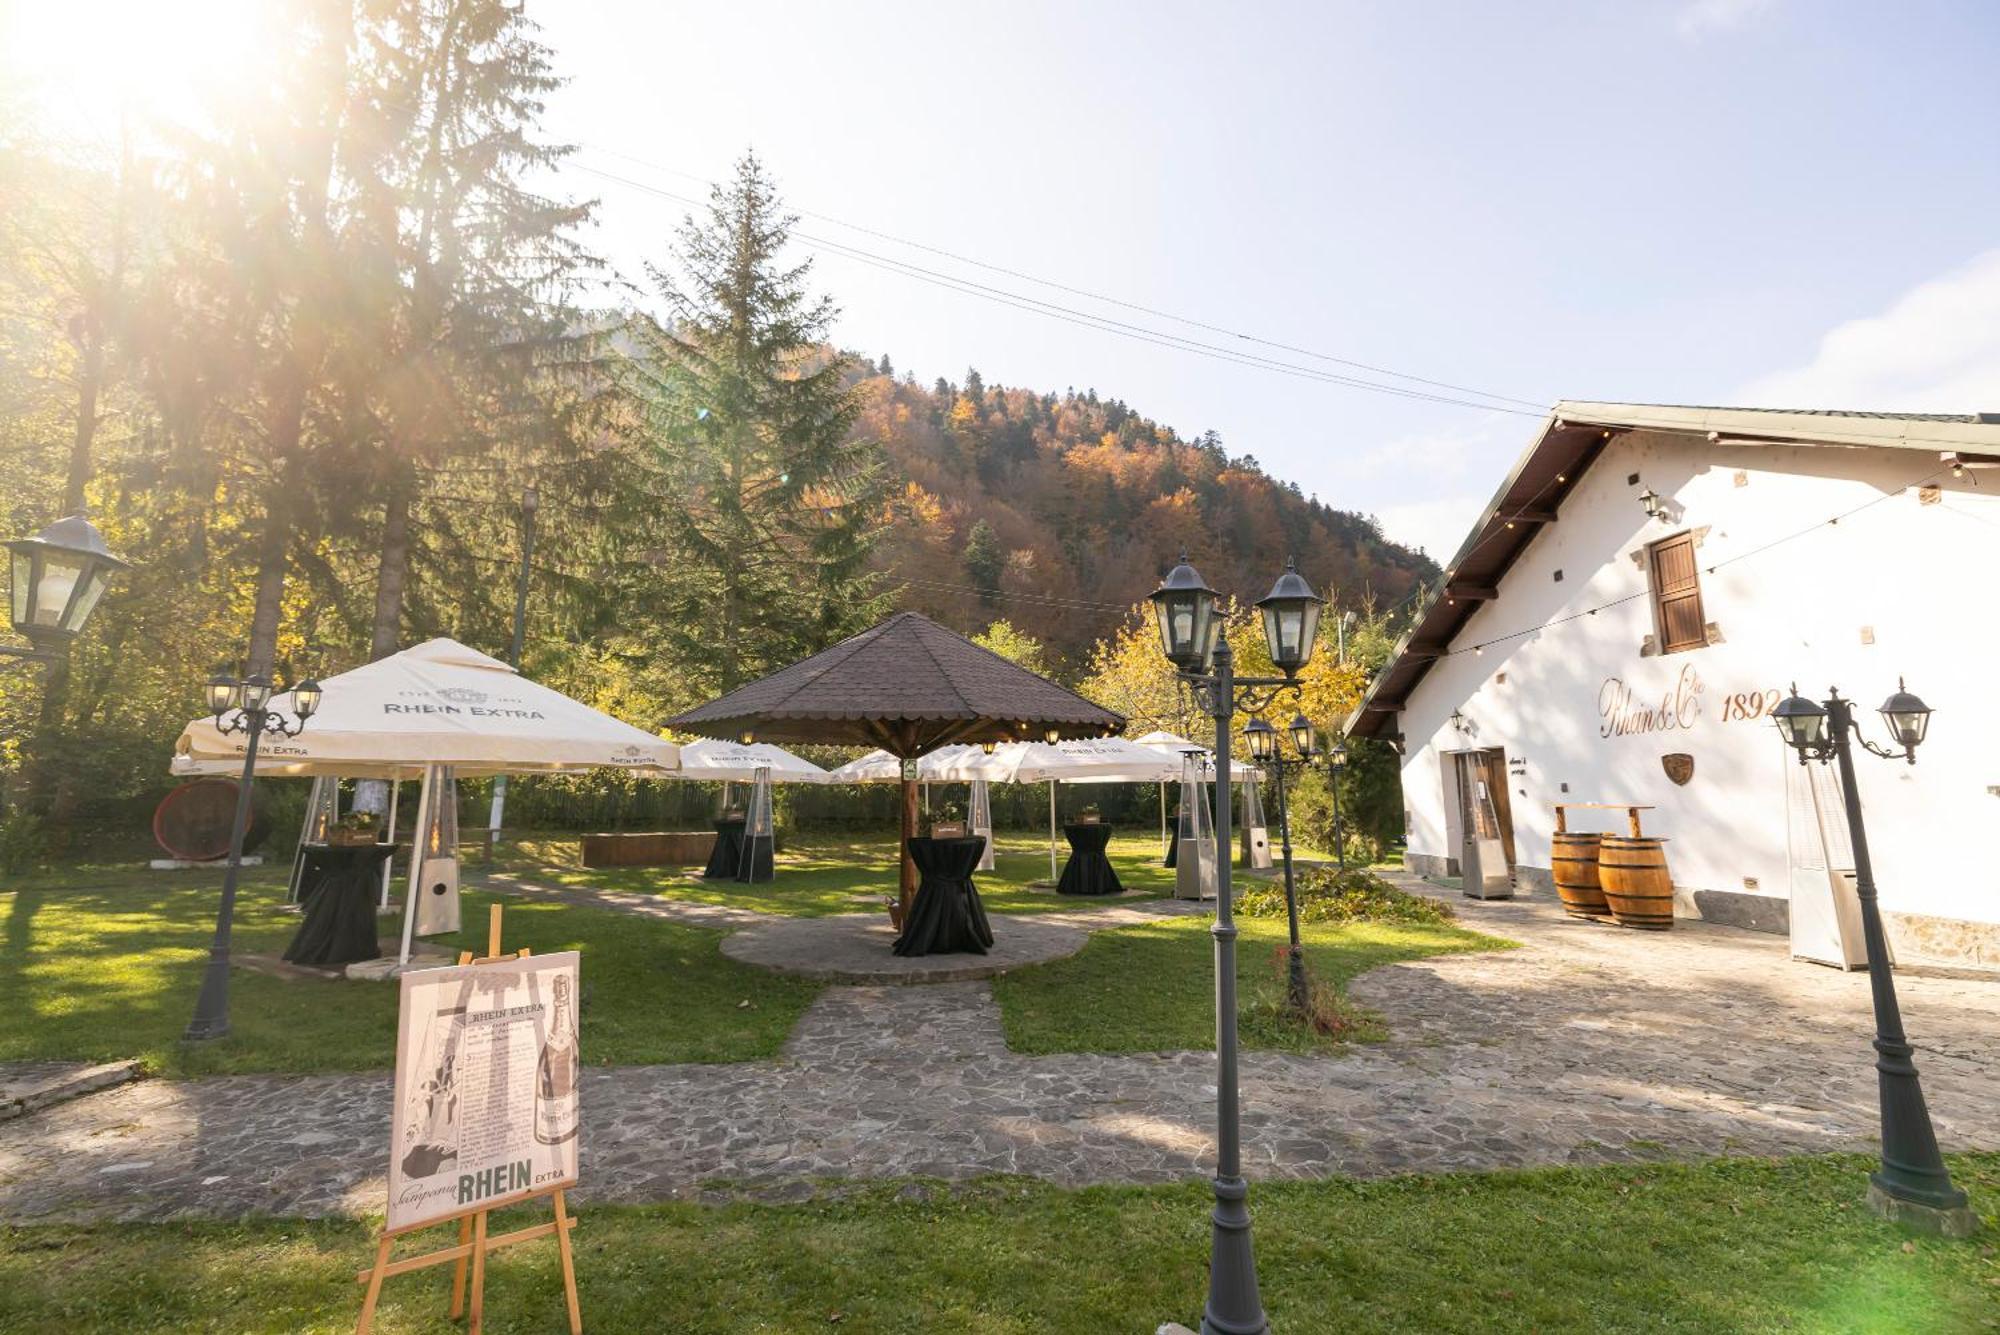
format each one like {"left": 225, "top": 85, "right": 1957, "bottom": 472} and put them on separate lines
{"left": 5, "top": 514, "right": 127, "bottom": 649}
{"left": 239, "top": 675, "right": 273, "bottom": 711}
{"left": 1878, "top": 678, "right": 1932, "bottom": 754}
{"left": 1148, "top": 554, "right": 1219, "bottom": 673}
{"left": 1243, "top": 717, "right": 1277, "bottom": 762}
{"left": 292, "top": 678, "right": 323, "bottom": 721}
{"left": 1254, "top": 558, "right": 1324, "bottom": 675}
{"left": 1329, "top": 740, "right": 1350, "bottom": 770}
{"left": 205, "top": 671, "right": 241, "bottom": 717}
{"left": 1288, "top": 713, "right": 1316, "bottom": 758}
{"left": 1771, "top": 686, "right": 1828, "bottom": 752}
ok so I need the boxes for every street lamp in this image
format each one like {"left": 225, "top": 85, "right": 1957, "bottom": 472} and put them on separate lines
{"left": 1149, "top": 552, "right": 1324, "bottom": 1335}
{"left": 1247, "top": 714, "right": 1314, "bottom": 1016}
{"left": 1325, "top": 739, "right": 1350, "bottom": 873}
{"left": 1771, "top": 680, "right": 1976, "bottom": 1236}
{"left": 3, "top": 514, "right": 129, "bottom": 663}
{"left": 184, "top": 665, "right": 322, "bottom": 1042}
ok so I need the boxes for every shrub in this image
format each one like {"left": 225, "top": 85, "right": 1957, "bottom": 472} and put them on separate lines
{"left": 1236, "top": 865, "right": 1454, "bottom": 927}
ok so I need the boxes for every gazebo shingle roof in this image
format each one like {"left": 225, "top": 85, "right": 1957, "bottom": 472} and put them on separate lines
{"left": 669, "top": 612, "right": 1123, "bottom": 753}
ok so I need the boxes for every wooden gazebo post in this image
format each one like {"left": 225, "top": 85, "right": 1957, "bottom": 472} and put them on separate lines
{"left": 899, "top": 772, "right": 920, "bottom": 919}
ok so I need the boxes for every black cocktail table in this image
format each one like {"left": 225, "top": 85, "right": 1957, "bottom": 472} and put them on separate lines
{"left": 704, "top": 816, "right": 746, "bottom": 879}
{"left": 893, "top": 836, "right": 993, "bottom": 956}
{"left": 284, "top": 844, "right": 396, "bottom": 966}
{"left": 1057, "top": 822, "right": 1122, "bottom": 896}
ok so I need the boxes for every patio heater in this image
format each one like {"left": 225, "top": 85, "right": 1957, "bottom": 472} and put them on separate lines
{"left": 739, "top": 764, "right": 775, "bottom": 883}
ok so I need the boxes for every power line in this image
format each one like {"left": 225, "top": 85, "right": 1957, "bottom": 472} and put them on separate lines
{"left": 570, "top": 164, "right": 1548, "bottom": 419}
{"left": 579, "top": 146, "right": 1552, "bottom": 412}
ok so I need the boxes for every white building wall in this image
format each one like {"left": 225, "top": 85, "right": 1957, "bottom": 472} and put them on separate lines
{"left": 1398, "top": 430, "right": 2000, "bottom": 950}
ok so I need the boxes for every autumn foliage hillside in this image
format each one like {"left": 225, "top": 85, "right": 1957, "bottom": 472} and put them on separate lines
{"left": 853, "top": 364, "right": 1437, "bottom": 668}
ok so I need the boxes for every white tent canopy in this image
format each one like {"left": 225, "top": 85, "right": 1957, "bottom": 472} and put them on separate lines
{"left": 171, "top": 637, "right": 679, "bottom": 779}
{"left": 169, "top": 637, "right": 680, "bottom": 968}
{"left": 826, "top": 745, "right": 989, "bottom": 784}
{"left": 671, "top": 738, "right": 829, "bottom": 784}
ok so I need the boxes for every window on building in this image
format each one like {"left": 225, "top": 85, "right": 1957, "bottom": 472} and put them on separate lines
{"left": 1648, "top": 531, "right": 1707, "bottom": 653}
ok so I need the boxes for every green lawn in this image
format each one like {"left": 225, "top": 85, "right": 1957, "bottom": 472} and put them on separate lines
{"left": 2, "top": 1155, "right": 1993, "bottom": 1332}
{"left": 492, "top": 831, "right": 1181, "bottom": 918}
{"left": 0, "top": 867, "right": 818, "bottom": 1077}
{"left": 995, "top": 913, "right": 1511, "bottom": 1055}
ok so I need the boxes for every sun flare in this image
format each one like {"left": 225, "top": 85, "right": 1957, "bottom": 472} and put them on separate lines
{"left": 3, "top": 0, "right": 264, "bottom": 142}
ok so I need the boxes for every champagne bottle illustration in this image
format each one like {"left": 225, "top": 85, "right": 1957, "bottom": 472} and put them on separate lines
{"left": 534, "top": 972, "right": 580, "bottom": 1146}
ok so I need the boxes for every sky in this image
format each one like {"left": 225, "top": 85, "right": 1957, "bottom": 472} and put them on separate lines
{"left": 9, "top": 0, "right": 2000, "bottom": 565}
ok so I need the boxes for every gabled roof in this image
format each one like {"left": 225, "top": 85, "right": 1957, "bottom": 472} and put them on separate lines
{"left": 669, "top": 611, "right": 1124, "bottom": 754}
{"left": 1345, "top": 401, "right": 2000, "bottom": 740}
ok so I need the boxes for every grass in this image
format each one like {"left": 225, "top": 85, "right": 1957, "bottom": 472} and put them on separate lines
{"left": 0, "top": 866, "right": 818, "bottom": 1076}
{"left": 994, "top": 913, "right": 1511, "bottom": 1055}
{"left": 0, "top": 1155, "right": 1994, "bottom": 1332}
{"left": 492, "top": 831, "right": 1181, "bottom": 918}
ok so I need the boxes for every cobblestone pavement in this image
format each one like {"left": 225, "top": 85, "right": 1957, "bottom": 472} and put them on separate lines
{"left": 3, "top": 887, "right": 1995, "bottom": 1222}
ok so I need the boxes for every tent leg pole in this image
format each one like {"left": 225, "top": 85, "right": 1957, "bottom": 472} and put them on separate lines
{"left": 381, "top": 779, "right": 401, "bottom": 910}
{"left": 399, "top": 768, "right": 433, "bottom": 966}
{"left": 899, "top": 778, "right": 918, "bottom": 921}
{"left": 1048, "top": 781, "right": 1058, "bottom": 884}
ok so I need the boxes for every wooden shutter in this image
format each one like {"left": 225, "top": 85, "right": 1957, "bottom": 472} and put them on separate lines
{"left": 1649, "top": 533, "right": 1706, "bottom": 653}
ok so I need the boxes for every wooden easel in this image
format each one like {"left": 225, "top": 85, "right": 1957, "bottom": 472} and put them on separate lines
{"left": 356, "top": 905, "right": 583, "bottom": 1334}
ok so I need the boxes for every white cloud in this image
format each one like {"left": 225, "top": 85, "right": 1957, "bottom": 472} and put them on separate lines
{"left": 1373, "top": 493, "right": 1488, "bottom": 564}
{"left": 1741, "top": 249, "right": 2000, "bottom": 412}
{"left": 1677, "top": 0, "right": 1780, "bottom": 39}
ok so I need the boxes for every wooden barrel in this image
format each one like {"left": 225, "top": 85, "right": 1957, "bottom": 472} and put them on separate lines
{"left": 1550, "top": 832, "right": 1609, "bottom": 919}
{"left": 151, "top": 778, "right": 271, "bottom": 861}
{"left": 1598, "top": 836, "right": 1674, "bottom": 930}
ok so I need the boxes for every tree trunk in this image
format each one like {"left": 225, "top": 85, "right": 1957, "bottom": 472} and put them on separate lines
{"left": 370, "top": 479, "right": 411, "bottom": 658}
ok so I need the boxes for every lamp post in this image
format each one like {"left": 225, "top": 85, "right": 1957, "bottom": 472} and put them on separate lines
{"left": 2, "top": 514, "right": 128, "bottom": 665}
{"left": 1150, "top": 553, "right": 1323, "bottom": 1335}
{"left": 1325, "top": 738, "right": 1349, "bottom": 872}
{"left": 1245, "top": 714, "right": 1315, "bottom": 1015}
{"left": 183, "top": 667, "right": 322, "bottom": 1042}
{"left": 1771, "top": 681, "right": 1977, "bottom": 1236}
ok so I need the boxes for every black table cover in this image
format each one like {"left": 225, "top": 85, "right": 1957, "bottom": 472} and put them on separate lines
{"left": 704, "top": 817, "right": 746, "bottom": 879}
{"left": 1164, "top": 821, "right": 1179, "bottom": 868}
{"left": 283, "top": 844, "right": 395, "bottom": 966}
{"left": 1057, "top": 822, "right": 1123, "bottom": 896}
{"left": 893, "top": 836, "right": 994, "bottom": 957}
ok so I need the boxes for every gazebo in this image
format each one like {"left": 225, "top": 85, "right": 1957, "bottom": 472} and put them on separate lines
{"left": 669, "top": 611, "right": 1123, "bottom": 916}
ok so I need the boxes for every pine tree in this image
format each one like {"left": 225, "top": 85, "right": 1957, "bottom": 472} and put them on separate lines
{"left": 636, "top": 152, "right": 887, "bottom": 692}
{"left": 962, "top": 518, "right": 1003, "bottom": 602}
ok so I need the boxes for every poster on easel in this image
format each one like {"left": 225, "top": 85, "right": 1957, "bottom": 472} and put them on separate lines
{"left": 388, "top": 949, "right": 581, "bottom": 1233}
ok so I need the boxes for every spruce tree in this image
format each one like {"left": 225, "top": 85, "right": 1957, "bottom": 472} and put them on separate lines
{"left": 637, "top": 152, "right": 886, "bottom": 692}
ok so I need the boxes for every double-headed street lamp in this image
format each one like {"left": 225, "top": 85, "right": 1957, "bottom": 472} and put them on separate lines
{"left": 183, "top": 666, "right": 322, "bottom": 1042}
{"left": 3, "top": 514, "right": 128, "bottom": 665}
{"left": 1150, "top": 554, "right": 1323, "bottom": 1335}
{"left": 1771, "top": 680, "right": 1977, "bottom": 1237}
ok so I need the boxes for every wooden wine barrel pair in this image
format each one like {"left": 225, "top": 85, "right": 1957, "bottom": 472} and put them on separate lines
{"left": 1549, "top": 804, "right": 1673, "bottom": 929}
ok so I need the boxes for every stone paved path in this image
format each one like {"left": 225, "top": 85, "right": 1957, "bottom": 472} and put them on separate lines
{"left": 3, "top": 884, "right": 1995, "bottom": 1222}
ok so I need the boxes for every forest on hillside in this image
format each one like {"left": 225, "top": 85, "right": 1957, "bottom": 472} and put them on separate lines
{"left": 0, "top": 0, "right": 1426, "bottom": 857}
{"left": 856, "top": 364, "right": 1433, "bottom": 669}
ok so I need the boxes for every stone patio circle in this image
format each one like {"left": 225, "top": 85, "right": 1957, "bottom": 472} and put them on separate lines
{"left": 721, "top": 911, "right": 1090, "bottom": 983}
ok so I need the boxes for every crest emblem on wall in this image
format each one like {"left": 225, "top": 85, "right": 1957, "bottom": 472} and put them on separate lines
{"left": 1661, "top": 753, "right": 1694, "bottom": 786}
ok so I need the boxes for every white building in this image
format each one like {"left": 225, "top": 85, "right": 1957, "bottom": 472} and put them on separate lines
{"left": 1346, "top": 403, "right": 2000, "bottom": 970}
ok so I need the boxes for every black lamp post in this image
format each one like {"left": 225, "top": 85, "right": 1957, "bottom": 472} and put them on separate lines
{"left": 183, "top": 666, "right": 322, "bottom": 1042}
{"left": 1771, "top": 680, "right": 1977, "bottom": 1236}
{"left": 2, "top": 514, "right": 128, "bottom": 664}
{"left": 1324, "top": 738, "right": 1349, "bottom": 872}
{"left": 1150, "top": 553, "right": 1323, "bottom": 1335}
{"left": 1247, "top": 713, "right": 1319, "bottom": 1016}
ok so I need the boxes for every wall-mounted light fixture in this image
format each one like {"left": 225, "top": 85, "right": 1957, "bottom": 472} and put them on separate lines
{"left": 1639, "top": 487, "right": 1665, "bottom": 520}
